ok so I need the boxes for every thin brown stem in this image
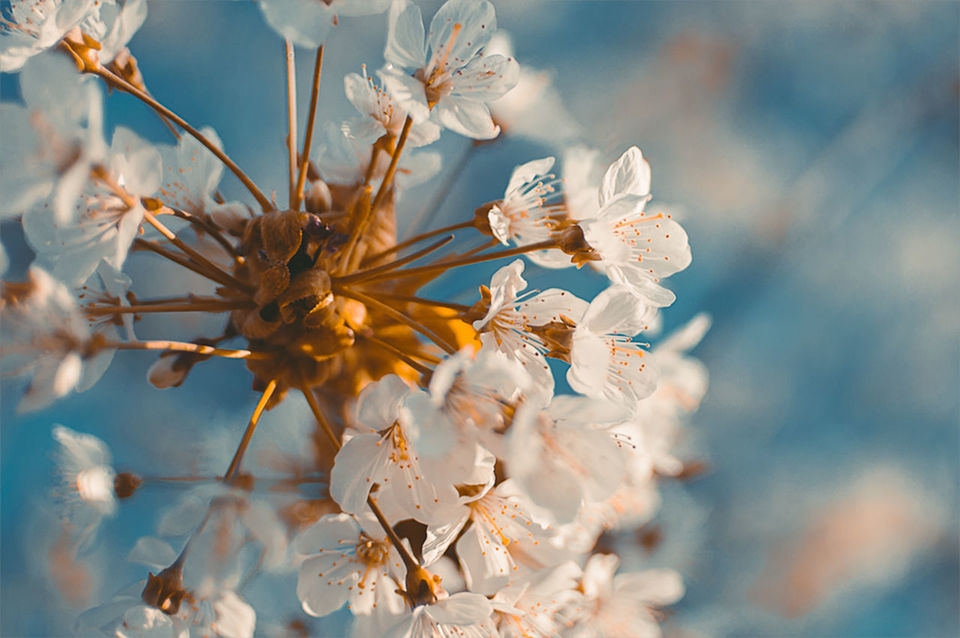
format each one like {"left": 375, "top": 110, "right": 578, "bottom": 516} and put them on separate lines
{"left": 370, "top": 292, "right": 471, "bottom": 314}
{"left": 284, "top": 39, "right": 298, "bottom": 208}
{"left": 85, "top": 301, "right": 252, "bottom": 315}
{"left": 162, "top": 206, "right": 241, "bottom": 258}
{"left": 361, "top": 334, "right": 433, "bottom": 376}
{"left": 368, "top": 495, "right": 419, "bottom": 570}
{"left": 341, "top": 116, "right": 414, "bottom": 270}
{"left": 334, "top": 235, "right": 454, "bottom": 285}
{"left": 405, "top": 141, "right": 477, "bottom": 237}
{"left": 91, "top": 66, "right": 273, "bottom": 211}
{"left": 362, "top": 220, "right": 474, "bottom": 266}
{"left": 293, "top": 46, "right": 324, "bottom": 210}
{"left": 107, "top": 340, "right": 268, "bottom": 360}
{"left": 133, "top": 238, "right": 243, "bottom": 289}
{"left": 299, "top": 380, "right": 341, "bottom": 451}
{"left": 142, "top": 211, "right": 255, "bottom": 294}
{"left": 357, "top": 239, "right": 557, "bottom": 285}
{"left": 224, "top": 380, "right": 278, "bottom": 480}
{"left": 335, "top": 287, "right": 457, "bottom": 354}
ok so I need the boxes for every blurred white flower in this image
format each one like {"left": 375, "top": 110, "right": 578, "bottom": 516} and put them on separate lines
{"left": 509, "top": 395, "right": 630, "bottom": 524}
{"left": 568, "top": 554, "right": 684, "bottom": 638}
{"left": 24, "top": 126, "right": 161, "bottom": 286}
{"left": 0, "top": 0, "right": 96, "bottom": 71}
{"left": 51, "top": 424, "right": 117, "bottom": 543}
{"left": 0, "top": 265, "right": 94, "bottom": 412}
{"left": 486, "top": 31, "right": 581, "bottom": 146}
{"left": 0, "top": 52, "right": 105, "bottom": 223}
{"left": 258, "top": 0, "right": 389, "bottom": 48}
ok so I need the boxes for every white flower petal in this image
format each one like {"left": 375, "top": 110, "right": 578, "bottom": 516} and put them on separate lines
{"left": 433, "top": 95, "right": 499, "bottom": 139}
{"left": 450, "top": 53, "right": 519, "bottom": 101}
{"left": 425, "top": 0, "right": 496, "bottom": 78}
{"left": 384, "top": 0, "right": 426, "bottom": 69}
{"left": 259, "top": 0, "right": 336, "bottom": 48}
{"left": 599, "top": 146, "right": 651, "bottom": 206}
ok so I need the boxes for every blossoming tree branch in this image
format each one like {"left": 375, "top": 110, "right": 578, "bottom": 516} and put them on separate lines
{"left": 0, "top": 0, "right": 709, "bottom": 635}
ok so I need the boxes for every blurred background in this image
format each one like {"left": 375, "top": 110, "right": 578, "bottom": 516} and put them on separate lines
{"left": 2, "top": 1, "right": 958, "bottom": 636}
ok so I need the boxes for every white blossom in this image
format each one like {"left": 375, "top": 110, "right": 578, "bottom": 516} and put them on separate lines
{"left": 423, "top": 479, "right": 561, "bottom": 596}
{"left": 486, "top": 157, "right": 575, "bottom": 270}
{"left": 380, "top": 0, "right": 518, "bottom": 139}
{"left": 379, "top": 591, "right": 494, "bottom": 638}
{"left": 329, "top": 375, "right": 444, "bottom": 521}
{"left": 490, "top": 562, "right": 583, "bottom": 638}
{"left": 296, "top": 513, "right": 406, "bottom": 618}
{"left": 79, "top": 0, "right": 147, "bottom": 65}
{"left": 568, "top": 285, "right": 660, "bottom": 410}
{"left": 473, "top": 259, "right": 587, "bottom": 393}
{"left": 0, "top": 0, "right": 97, "bottom": 71}
{"left": 0, "top": 265, "right": 93, "bottom": 411}
{"left": 344, "top": 65, "right": 441, "bottom": 148}
{"left": 616, "top": 313, "right": 711, "bottom": 476}
{"left": 580, "top": 147, "right": 691, "bottom": 307}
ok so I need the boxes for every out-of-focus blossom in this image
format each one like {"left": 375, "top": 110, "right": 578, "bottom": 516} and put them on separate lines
{"left": 509, "top": 394, "right": 630, "bottom": 524}
{"left": 51, "top": 424, "right": 117, "bottom": 545}
{"left": 567, "top": 554, "right": 684, "bottom": 638}
{"left": 23, "top": 126, "right": 161, "bottom": 286}
{"left": 486, "top": 31, "right": 580, "bottom": 146}
{"left": 0, "top": 52, "right": 105, "bottom": 223}
{"left": 0, "top": 0, "right": 95, "bottom": 71}
{"left": 0, "top": 266, "right": 92, "bottom": 411}
{"left": 258, "top": 0, "right": 389, "bottom": 48}
{"left": 316, "top": 121, "right": 440, "bottom": 188}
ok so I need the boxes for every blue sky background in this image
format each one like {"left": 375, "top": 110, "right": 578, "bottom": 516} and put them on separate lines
{"left": 1, "top": 1, "right": 958, "bottom": 636}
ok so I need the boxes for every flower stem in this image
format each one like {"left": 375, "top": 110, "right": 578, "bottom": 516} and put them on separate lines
{"left": 284, "top": 39, "right": 298, "bottom": 209}
{"left": 107, "top": 340, "right": 267, "bottom": 359}
{"left": 298, "top": 383, "right": 420, "bottom": 571}
{"left": 293, "top": 46, "right": 324, "bottom": 211}
{"left": 361, "top": 220, "right": 474, "bottom": 266}
{"left": 85, "top": 300, "right": 252, "bottom": 315}
{"left": 142, "top": 211, "right": 255, "bottom": 294}
{"left": 134, "top": 238, "right": 245, "bottom": 291}
{"left": 340, "top": 116, "right": 414, "bottom": 271}
{"left": 91, "top": 66, "right": 273, "bottom": 211}
{"left": 334, "top": 234, "right": 454, "bottom": 285}
{"left": 357, "top": 239, "right": 557, "bottom": 284}
{"left": 224, "top": 379, "right": 278, "bottom": 480}
{"left": 360, "top": 334, "right": 434, "bottom": 376}
{"left": 334, "top": 287, "right": 457, "bottom": 354}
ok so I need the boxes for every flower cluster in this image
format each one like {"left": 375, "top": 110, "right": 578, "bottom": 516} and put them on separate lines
{"left": 1, "top": 0, "right": 708, "bottom": 636}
